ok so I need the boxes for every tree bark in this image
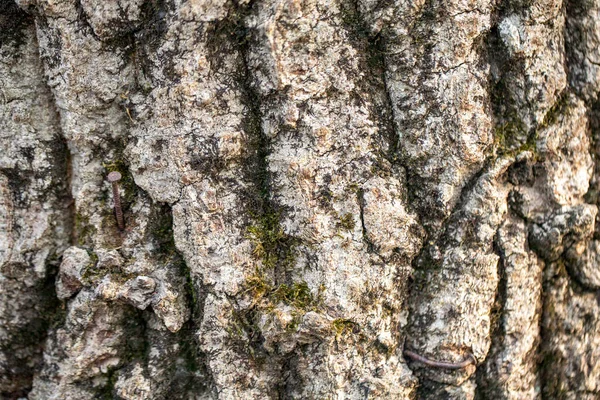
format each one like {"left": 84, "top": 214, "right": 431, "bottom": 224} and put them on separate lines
{"left": 1, "top": 0, "right": 599, "bottom": 399}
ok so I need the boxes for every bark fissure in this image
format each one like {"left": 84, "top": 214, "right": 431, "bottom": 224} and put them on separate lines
{"left": 0, "top": 4, "right": 74, "bottom": 395}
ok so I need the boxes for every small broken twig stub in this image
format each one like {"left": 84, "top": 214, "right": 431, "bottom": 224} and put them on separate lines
{"left": 403, "top": 349, "right": 477, "bottom": 370}
{"left": 107, "top": 171, "right": 124, "bottom": 230}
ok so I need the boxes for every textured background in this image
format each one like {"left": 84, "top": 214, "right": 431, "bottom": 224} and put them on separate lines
{"left": 1, "top": 0, "right": 600, "bottom": 398}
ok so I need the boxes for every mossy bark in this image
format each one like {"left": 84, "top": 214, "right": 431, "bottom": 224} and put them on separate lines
{"left": 2, "top": 0, "right": 600, "bottom": 399}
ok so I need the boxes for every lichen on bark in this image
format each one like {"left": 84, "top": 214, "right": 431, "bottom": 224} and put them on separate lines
{"left": 2, "top": 0, "right": 600, "bottom": 399}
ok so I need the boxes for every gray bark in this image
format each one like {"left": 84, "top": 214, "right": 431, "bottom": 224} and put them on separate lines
{"left": 1, "top": 0, "right": 599, "bottom": 399}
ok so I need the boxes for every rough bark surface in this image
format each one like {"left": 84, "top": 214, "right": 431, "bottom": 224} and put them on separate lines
{"left": 1, "top": 0, "right": 600, "bottom": 399}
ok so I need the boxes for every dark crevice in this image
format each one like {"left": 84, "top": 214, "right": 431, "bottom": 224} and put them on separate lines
{"left": 402, "top": 156, "right": 504, "bottom": 396}
{"left": 339, "top": 1, "right": 398, "bottom": 163}
{"left": 538, "top": 260, "right": 600, "bottom": 399}
{"left": 406, "top": 154, "right": 494, "bottom": 287}
{"left": 343, "top": 0, "right": 436, "bottom": 359}
{"left": 149, "top": 201, "right": 215, "bottom": 396}
{"left": 64, "top": 139, "right": 77, "bottom": 246}
{"left": 170, "top": 0, "right": 285, "bottom": 391}
{"left": 95, "top": 307, "right": 148, "bottom": 400}
{"left": 135, "top": 0, "right": 171, "bottom": 83}
{"left": 206, "top": 2, "right": 266, "bottom": 209}
{"left": 0, "top": 141, "right": 69, "bottom": 395}
{"left": 170, "top": 320, "right": 214, "bottom": 397}
{"left": 474, "top": 222, "right": 510, "bottom": 399}
{"left": 38, "top": 110, "right": 73, "bottom": 394}
{"left": 33, "top": 14, "right": 63, "bottom": 70}
{"left": 340, "top": 0, "right": 427, "bottom": 234}
{"left": 221, "top": 0, "right": 275, "bottom": 351}
{"left": 205, "top": 1, "right": 304, "bottom": 394}
{"left": 237, "top": 25, "right": 271, "bottom": 226}
{"left": 527, "top": 100, "right": 597, "bottom": 400}
{"left": 561, "top": 243, "right": 600, "bottom": 293}
{"left": 356, "top": 187, "right": 382, "bottom": 259}
{"left": 584, "top": 98, "right": 600, "bottom": 229}
{"left": 149, "top": 201, "right": 205, "bottom": 319}
{"left": 73, "top": 0, "right": 101, "bottom": 42}
{"left": 276, "top": 352, "right": 296, "bottom": 400}
{"left": 537, "top": 259, "right": 561, "bottom": 400}
{"left": 356, "top": 187, "right": 369, "bottom": 249}
{"left": 563, "top": 0, "right": 580, "bottom": 98}
{"left": 138, "top": 0, "right": 170, "bottom": 48}
{"left": 0, "top": 0, "right": 34, "bottom": 49}
{"left": 0, "top": 263, "right": 64, "bottom": 399}
{"left": 349, "top": 3, "right": 503, "bottom": 395}
{"left": 0, "top": 11, "right": 72, "bottom": 394}
{"left": 125, "top": 309, "right": 149, "bottom": 362}
{"left": 74, "top": 0, "right": 144, "bottom": 51}
{"left": 394, "top": 0, "right": 465, "bottom": 232}
{"left": 469, "top": 4, "right": 559, "bottom": 393}
{"left": 207, "top": 1, "right": 299, "bottom": 288}
{"left": 72, "top": 0, "right": 146, "bottom": 55}
{"left": 338, "top": 8, "right": 458, "bottom": 397}
{"left": 441, "top": 157, "right": 496, "bottom": 242}
{"left": 22, "top": 1, "right": 212, "bottom": 398}
{"left": 485, "top": 0, "right": 534, "bottom": 155}
{"left": 564, "top": 0, "right": 597, "bottom": 104}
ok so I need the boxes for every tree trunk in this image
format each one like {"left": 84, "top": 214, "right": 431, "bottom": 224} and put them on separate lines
{"left": 1, "top": 0, "right": 599, "bottom": 398}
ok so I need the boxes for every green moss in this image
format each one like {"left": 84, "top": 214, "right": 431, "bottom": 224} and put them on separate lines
{"left": 272, "top": 281, "right": 316, "bottom": 310}
{"left": 494, "top": 117, "right": 526, "bottom": 150}
{"left": 539, "top": 91, "right": 570, "bottom": 130}
{"left": 238, "top": 274, "right": 324, "bottom": 337}
{"left": 225, "top": 311, "right": 246, "bottom": 338}
{"left": 493, "top": 115, "right": 541, "bottom": 160}
{"left": 244, "top": 269, "right": 273, "bottom": 304}
{"left": 332, "top": 318, "right": 356, "bottom": 338}
{"left": 226, "top": 307, "right": 268, "bottom": 364}
{"left": 489, "top": 62, "right": 535, "bottom": 158}
{"left": 493, "top": 90, "right": 571, "bottom": 160}
{"left": 338, "top": 213, "right": 356, "bottom": 231}
{"left": 182, "top": 261, "right": 198, "bottom": 310}
{"left": 246, "top": 211, "right": 298, "bottom": 271}
{"left": 87, "top": 249, "right": 99, "bottom": 266}
{"left": 285, "top": 314, "right": 301, "bottom": 332}
{"left": 80, "top": 250, "right": 100, "bottom": 283}
{"left": 239, "top": 273, "right": 324, "bottom": 337}
{"left": 246, "top": 213, "right": 282, "bottom": 269}
{"left": 243, "top": 271, "right": 321, "bottom": 312}
{"left": 347, "top": 183, "right": 360, "bottom": 193}
{"left": 75, "top": 212, "right": 97, "bottom": 247}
